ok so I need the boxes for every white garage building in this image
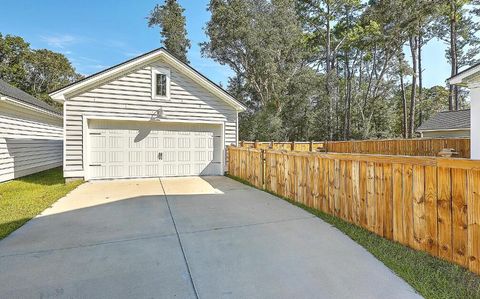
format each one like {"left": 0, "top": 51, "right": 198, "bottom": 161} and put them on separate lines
{"left": 50, "top": 48, "right": 246, "bottom": 181}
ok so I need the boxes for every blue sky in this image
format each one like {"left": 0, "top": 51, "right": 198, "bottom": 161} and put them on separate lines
{"left": 0, "top": 0, "right": 452, "bottom": 87}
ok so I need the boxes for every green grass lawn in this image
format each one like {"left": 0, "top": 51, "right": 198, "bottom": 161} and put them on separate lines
{"left": 0, "top": 167, "right": 82, "bottom": 240}
{"left": 227, "top": 174, "right": 480, "bottom": 299}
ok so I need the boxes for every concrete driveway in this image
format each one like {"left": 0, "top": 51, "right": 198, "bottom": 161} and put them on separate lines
{"left": 0, "top": 176, "right": 421, "bottom": 299}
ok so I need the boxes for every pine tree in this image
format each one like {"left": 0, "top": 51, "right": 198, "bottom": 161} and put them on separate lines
{"left": 148, "top": 0, "right": 191, "bottom": 63}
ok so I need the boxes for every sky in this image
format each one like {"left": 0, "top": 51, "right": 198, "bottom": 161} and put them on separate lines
{"left": 0, "top": 0, "right": 452, "bottom": 88}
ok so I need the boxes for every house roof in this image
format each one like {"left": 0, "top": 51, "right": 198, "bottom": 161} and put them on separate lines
{"left": 448, "top": 62, "right": 480, "bottom": 85}
{"left": 417, "top": 109, "right": 470, "bottom": 132}
{"left": 50, "top": 47, "right": 247, "bottom": 112}
{"left": 0, "top": 79, "right": 61, "bottom": 115}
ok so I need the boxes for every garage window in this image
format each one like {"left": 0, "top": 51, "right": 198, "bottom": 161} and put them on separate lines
{"left": 151, "top": 67, "right": 170, "bottom": 99}
{"left": 155, "top": 74, "right": 167, "bottom": 96}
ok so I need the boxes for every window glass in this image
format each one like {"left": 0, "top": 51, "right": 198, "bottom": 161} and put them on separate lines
{"left": 156, "top": 73, "right": 167, "bottom": 96}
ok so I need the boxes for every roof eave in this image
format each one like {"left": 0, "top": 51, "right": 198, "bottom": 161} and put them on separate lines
{"left": 448, "top": 64, "right": 480, "bottom": 86}
{"left": 0, "top": 95, "right": 62, "bottom": 118}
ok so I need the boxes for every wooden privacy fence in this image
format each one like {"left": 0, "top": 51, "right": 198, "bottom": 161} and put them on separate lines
{"left": 240, "top": 138, "right": 471, "bottom": 158}
{"left": 228, "top": 146, "right": 480, "bottom": 274}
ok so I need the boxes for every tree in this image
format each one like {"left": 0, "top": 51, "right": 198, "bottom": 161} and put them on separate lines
{"left": 27, "top": 49, "right": 82, "bottom": 103}
{"left": 202, "top": 0, "right": 312, "bottom": 140}
{"left": 0, "top": 34, "right": 30, "bottom": 90}
{"left": 435, "top": 0, "right": 480, "bottom": 110}
{"left": 148, "top": 0, "right": 191, "bottom": 63}
{"left": 201, "top": 0, "right": 477, "bottom": 141}
{"left": 0, "top": 33, "right": 81, "bottom": 105}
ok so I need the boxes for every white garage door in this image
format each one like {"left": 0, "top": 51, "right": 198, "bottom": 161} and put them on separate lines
{"left": 87, "top": 123, "right": 222, "bottom": 179}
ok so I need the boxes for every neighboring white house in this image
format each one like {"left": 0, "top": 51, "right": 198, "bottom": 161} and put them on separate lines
{"left": 0, "top": 79, "right": 63, "bottom": 183}
{"left": 50, "top": 48, "right": 246, "bottom": 181}
{"left": 449, "top": 63, "right": 480, "bottom": 159}
{"left": 417, "top": 109, "right": 470, "bottom": 138}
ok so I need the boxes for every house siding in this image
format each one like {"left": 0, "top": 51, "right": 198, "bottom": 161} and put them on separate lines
{"left": 0, "top": 101, "right": 63, "bottom": 182}
{"left": 421, "top": 129, "right": 470, "bottom": 138}
{"left": 64, "top": 59, "right": 238, "bottom": 177}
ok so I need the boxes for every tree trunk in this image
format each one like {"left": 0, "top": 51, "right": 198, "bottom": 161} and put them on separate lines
{"left": 409, "top": 36, "right": 418, "bottom": 138}
{"left": 344, "top": 51, "right": 351, "bottom": 140}
{"left": 418, "top": 31, "right": 423, "bottom": 125}
{"left": 399, "top": 55, "right": 408, "bottom": 139}
{"left": 449, "top": 0, "right": 458, "bottom": 110}
{"left": 325, "top": 2, "right": 333, "bottom": 140}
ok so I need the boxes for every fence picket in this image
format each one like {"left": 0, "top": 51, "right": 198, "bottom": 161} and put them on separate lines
{"left": 227, "top": 146, "right": 480, "bottom": 274}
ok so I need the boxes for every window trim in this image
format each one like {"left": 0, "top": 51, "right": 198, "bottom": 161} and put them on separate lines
{"left": 151, "top": 67, "right": 171, "bottom": 100}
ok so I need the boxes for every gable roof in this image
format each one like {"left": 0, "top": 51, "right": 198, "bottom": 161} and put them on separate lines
{"left": 448, "top": 62, "right": 480, "bottom": 85}
{"left": 50, "top": 47, "right": 246, "bottom": 112}
{"left": 417, "top": 109, "right": 470, "bottom": 132}
{"left": 0, "top": 79, "right": 61, "bottom": 115}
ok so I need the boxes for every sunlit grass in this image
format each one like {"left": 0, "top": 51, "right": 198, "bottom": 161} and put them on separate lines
{"left": 0, "top": 168, "right": 82, "bottom": 240}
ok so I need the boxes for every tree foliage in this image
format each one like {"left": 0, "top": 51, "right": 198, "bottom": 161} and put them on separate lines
{"left": 148, "top": 0, "right": 191, "bottom": 63}
{"left": 202, "top": 0, "right": 479, "bottom": 141}
{"left": 0, "top": 33, "right": 81, "bottom": 105}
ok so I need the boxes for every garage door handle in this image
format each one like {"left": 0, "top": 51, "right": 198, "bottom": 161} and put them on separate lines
{"left": 158, "top": 152, "right": 163, "bottom": 160}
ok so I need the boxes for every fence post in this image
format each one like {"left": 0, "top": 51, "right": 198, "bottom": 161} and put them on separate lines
{"left": 270, "top": 139, "right": 274, "bottom": 149}
{"left": 240, "top": 140, "right": 244, "bottom": 147}
{"left": 261, "top": 149, "right": 266, "bottom": 189}
{"left": 291, "top": 141, "right": 295, "bottom": 151}
{"left": 254, "top": 140, "right": 259, "bottom": 149}
{"left": 309, "top": 140, "right": 314, "bottom": 152}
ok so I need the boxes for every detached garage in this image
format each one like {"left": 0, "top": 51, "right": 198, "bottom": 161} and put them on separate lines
{"left": 50, "top": 48, "right": 246, "bottom": 181}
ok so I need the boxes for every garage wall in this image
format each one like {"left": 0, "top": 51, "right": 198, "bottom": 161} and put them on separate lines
{"left": 0, "top": 101, "right": 63, "bottom": 182}
{"left": 64, "top": 58, "right": 238, "bottom": 178}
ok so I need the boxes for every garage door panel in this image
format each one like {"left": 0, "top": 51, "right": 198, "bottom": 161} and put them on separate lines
{"left": 145, "top": 137, "right": 160, "bottom": 148}
{"left": 109, "top": 136, "right": 123, "bottom": 148}
{"left": 162, "top": 151, "right": 176, "bottom": 162}
{"left": 178, "top": 164, "right": 191, "bottom": 176}
{"left": 178, "top": 137, "right": 190, "bottom": 148}
{"left": 90, "top": 135, "right": 106, "bottom": 148}
{"left": 163, "top": 164, "right": 176, "bottom": 176}
{"left": 163, "top": 137, "right": 175, "bottom": 148}
{"left": 90, "top": 152, "right": 106, "bottom": 163}
{"left": 91, "top": 166, "right": 107, "bottom": 178}
{"left": 88, "top": 122, "right": 221, "bottom": 179}
{"left": 145, "top": 151, "right": 159, "bottom": 162}
{"left": 178, "top": 151, "right": 190, "bottom": 162}
{"left": 128, "top": 151, "right": 142, "bottom": 163}
{"left": 108, "top": 165, "right": 124, "bottom": 178}
{"left": 109, "top": 151, "right": 124, "bottom": 163}
{"left": 128, "top": 165, "right": 144, "bottom": 177}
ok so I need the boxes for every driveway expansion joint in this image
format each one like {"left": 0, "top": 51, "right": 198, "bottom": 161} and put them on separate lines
{"left": 159, "top": 178, "right": 200, "bottom": 299}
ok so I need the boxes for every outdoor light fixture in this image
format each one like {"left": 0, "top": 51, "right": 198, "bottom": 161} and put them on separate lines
{"left": 151, "top": 108, "right": 165, "bottom": 120}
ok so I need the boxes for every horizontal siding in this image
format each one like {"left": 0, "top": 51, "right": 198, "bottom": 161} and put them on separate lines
{"left": 65, "top": 59, "right": 238, "bottom": 176}
{"left": 0, "top": 102, "right": 63, "bottom": 182}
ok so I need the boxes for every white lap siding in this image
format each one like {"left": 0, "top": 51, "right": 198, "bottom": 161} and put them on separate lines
{"left": 0, "top": 101, "right": 63, "bottom": 182}
{"left": 64, "top": 59, "right": 238, "bottom": 178}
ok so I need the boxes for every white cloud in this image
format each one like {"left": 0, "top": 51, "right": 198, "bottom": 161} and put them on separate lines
{"left": 40, "top": 34, "right": 78, "bottom": 48}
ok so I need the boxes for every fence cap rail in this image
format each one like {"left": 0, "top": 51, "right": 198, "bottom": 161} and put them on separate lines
{"left": 229, "top": 146, "right": 480, "bottom": 169}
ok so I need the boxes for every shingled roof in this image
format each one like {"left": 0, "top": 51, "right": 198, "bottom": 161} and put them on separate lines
{"left": 417, "top": 109, "right": 470, "bottom": 132}
{"left": 0, "top": 79, "right": 61, "bottom": 115}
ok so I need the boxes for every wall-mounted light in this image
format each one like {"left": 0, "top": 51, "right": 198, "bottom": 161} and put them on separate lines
{"left": 151, "top": 108, "right": 165, "bottom": 121}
